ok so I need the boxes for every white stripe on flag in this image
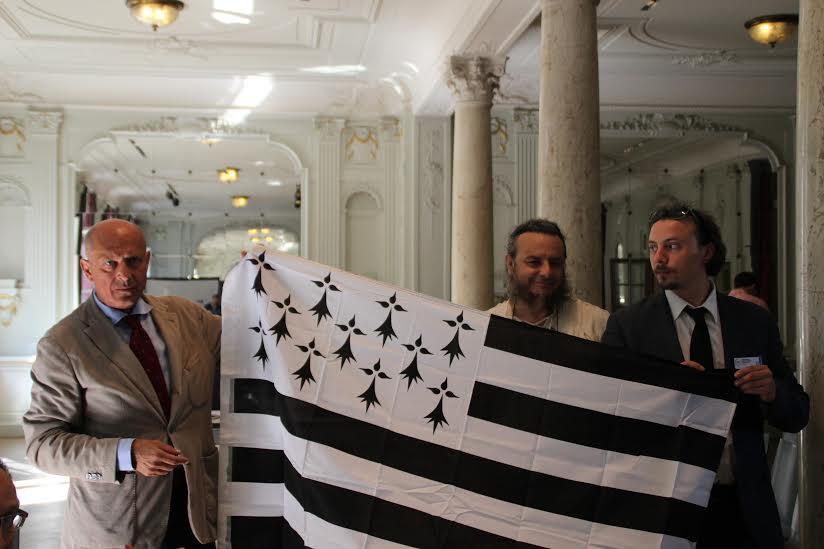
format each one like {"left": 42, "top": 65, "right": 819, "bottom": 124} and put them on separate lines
{"left": 219, "top": 410, "right": 284, "bottom": 449}
{"left": 479, "top": 347, "right": 734, "bottom": 436}
{"left": 222, "top": 481, "right": 284, "bottom": 509}
{"left": 280, "top": 417, "right": 693, "bottom": 549}
{"left": 283, "top": 489, "right": 416, "bottom": 549}
{"left": 461, "top": 416, "right": 714, "bottom": 507}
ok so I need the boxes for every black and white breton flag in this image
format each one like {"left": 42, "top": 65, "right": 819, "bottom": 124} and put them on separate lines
{"left": 219, "top": 248, "right": 736, "bottom": 548}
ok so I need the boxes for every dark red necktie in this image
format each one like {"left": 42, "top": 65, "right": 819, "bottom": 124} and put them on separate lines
{"left": 124, "top": 315, "right": 171, "bottom": 419}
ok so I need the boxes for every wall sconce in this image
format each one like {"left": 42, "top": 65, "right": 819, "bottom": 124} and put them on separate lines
{"left": 218, "top": 167, "right": 240, "bottom": 183}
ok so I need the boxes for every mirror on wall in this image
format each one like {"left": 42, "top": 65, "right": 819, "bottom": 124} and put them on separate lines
{"left": 75, "top": 123, "right": 305, "bottom": 305}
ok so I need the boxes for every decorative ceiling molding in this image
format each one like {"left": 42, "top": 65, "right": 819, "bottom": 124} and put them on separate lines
{"left": 628, "top": 19, "right": 705, "bottom": 52}
{"left": 601, "top": 113, "right": 745, "bottom": 136}
{"left": 28, "top": 109, "right": 62, "bottom": 134}
{"left": 672, "top": 50, "right": 739, "bottom": 68}
{"left": 149, "top": 36, "right": 209, "bottom": 60}
{"left": 0, "top": 3, "right": 29, "bottom": 38}
{"left": 0, "top": 77, "right": 43, "bottom": 104}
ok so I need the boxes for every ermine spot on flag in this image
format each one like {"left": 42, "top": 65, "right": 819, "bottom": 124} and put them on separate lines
{"left": 219, "top": 247, "right": 736, "bottom": 548}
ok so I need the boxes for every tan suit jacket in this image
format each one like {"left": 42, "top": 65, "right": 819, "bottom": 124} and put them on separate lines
{"left": 23, "top": 295, "right": 221, "bottom": 549}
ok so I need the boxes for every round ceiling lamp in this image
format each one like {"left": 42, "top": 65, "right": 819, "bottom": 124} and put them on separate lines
{"left": 231, "top": 195, "right": 249, "bottom": 208}
{"left": 126, "top": 0, "right": 185, "bottom": 32}
{"left": 218, "top": 167, "right": 240, "bottom": 183}
{"left": 744, "top": 14, "right": 798, "bottom": 48}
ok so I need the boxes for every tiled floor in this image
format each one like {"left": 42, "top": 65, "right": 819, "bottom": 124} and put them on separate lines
{"left": 0, "top": 437, "right": 66, "bottom": 548}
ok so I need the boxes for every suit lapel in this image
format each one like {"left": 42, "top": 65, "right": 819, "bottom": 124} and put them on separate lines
{"left": 146, "top": 297, "right": 185, "bottom": 425}
{"left": 81, "top": 300, "right": 166, "bottom": 422}
{"left": 715, "top": 294, "right": 736, "bottom": 370}
{"left": 651, "top": 293, "right": 685, "bottom": 363}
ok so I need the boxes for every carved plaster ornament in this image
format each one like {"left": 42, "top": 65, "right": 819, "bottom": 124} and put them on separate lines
{"left": 345, "top": 128, "right": 379, "bottom": 163}
{"left": 672, "top": 50, "right": 739, "bottom": 68}
{"left": 444, "top": 55, "right": 508, "bottom": 103}
{"left": 0, "top": 117, "right": 26, "bottom": 155}
{"left": 601, "top": 113, "right": 744, "bottom": 135}
{"left": 490, "top": 117, "right": 508, "bottom": 155}
{"left": 513, "top": 109, "right": 538, "bottom": 132}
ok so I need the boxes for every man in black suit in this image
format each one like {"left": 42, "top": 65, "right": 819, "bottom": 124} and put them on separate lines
{"left": 602, "top": 202, "right": 808, "bottom": 549}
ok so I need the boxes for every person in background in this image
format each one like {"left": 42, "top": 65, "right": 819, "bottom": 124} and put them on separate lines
{"left": 728, "top": 271, "right": 769, "bottom": 310}
{"left": 488, "top": 218, "right": 609, "bottom": 342}
{"left": 0, "top": 458, "right": 26, "bottom": 549}
{"left": 23, "top": 219, "right": 221, "bottom": 548}
{"left": 204, "top": 293, "right": 221, "bottom": 316}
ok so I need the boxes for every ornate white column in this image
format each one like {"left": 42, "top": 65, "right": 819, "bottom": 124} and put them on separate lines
{"left": 445, "top": 55, "right": 506, "bottom": 310}
{"left": 380, "top": 117, "right": 402, "bottom": 285}
{"left": 312, "top": 117, "right": 346, "bottom": 267}
{"left": 514, "top": 109, "right": 538, "bottom": 223}
{"left": 538, "top": 0, "right": 601, "bottom": 304}
{"left": 795, "top": 1, "right": 824, "bottom": 545}
{"left": 27, "top": 110, "right": 63, "bottom": 326}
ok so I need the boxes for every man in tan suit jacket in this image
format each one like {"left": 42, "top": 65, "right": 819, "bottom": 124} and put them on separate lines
{"left": 23, "top": 219, "right": 221, "bottom": 548}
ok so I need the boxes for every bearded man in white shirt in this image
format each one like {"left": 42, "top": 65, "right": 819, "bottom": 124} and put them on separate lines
{"left": 487, "top": 218, "right": 609, "bottom": 342}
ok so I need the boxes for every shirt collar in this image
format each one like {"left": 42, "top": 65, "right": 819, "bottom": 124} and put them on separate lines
{"left": 92, "top": 292, "right": 152, "bottom": 325}
{"left": 664, "top": 285, "right": 719, "bottom": 323}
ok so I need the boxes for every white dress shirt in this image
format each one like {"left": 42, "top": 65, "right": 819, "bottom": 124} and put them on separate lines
{"left": 664, "top": 286, "right": 735, "bottom": 484}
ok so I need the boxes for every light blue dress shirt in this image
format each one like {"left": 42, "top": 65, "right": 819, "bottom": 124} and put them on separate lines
{"left": 93, "top": 293, "right": 171, "bottom": 472}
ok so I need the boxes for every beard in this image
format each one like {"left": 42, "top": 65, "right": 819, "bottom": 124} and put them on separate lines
{"left": 506, "top": 272, "right": 571, "bottom": 314}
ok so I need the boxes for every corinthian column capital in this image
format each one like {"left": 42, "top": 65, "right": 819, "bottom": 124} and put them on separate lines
{"left": 444, "top": 55, "right": 507, "bottom": 104}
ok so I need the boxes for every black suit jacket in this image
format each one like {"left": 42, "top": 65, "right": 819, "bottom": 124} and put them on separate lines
{"left": 602, "top": 292, "right": 809, "bottom": 548}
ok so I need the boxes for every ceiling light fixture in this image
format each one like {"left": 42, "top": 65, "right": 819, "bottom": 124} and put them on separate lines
{"left": 744, "top": 14, "right": 799, "bottom": 48}
{"left": 300, "top": 65, "right": 367, "bottom": 75}
{"left": 126, "top": 0, "right": 185, "bottom": 31}
{"left": 218, "top": 167, "right": 240, "bottom": 183}
{"left": 231, "top": 195, "right": 249, "bottom": 208}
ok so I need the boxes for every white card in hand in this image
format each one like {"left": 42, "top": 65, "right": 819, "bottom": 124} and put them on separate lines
{"left": 733, "top": 356, "right": 762, "bottom": 370}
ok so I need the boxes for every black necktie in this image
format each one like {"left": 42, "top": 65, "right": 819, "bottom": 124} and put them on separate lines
{"left": 685, "top": 307, "right": 713, "bottom": 372}
{"left": 124, "top": 315, "right": 171, "bottom": 419}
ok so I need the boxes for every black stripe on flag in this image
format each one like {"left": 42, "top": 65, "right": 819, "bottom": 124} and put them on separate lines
{"left": 485, "top": 314, "right": 736, "bottom": 402}
{"left": 468, "top": 381, "right": 725, "bottom": 471}
{"left": 230, "top": 516, "right": 304, "bottom": 548}
{"left": 283, "top": 458, "right": 543, "bottom": 548}
{"left": 231, "top": 447, "right": 285, "bottom": 483}
{"left": 234, "top": 378, "right": 705, "bottom": 542}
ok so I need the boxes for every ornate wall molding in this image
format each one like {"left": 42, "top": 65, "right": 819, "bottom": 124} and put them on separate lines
{"left": 601, "top": 113, "right": 745, "bottom": 135}
{"left": 0, "top": 117, "right": 26, "bottom": 157}
{"left": 492, "top": 174, "right": 514, "bottom": 206}
{"left": 491, "top": 117, "right": 508, "bottom": 156}
{"left": 342, "top": 185, "right": 384, "bottom": 211}
{"left": 444, "top": 55, "right": 507, "bottom": 104}
{"left": 422, "top": 126, "right": 445, "bottom": 213}
{"left": 0, "top": 175, "right": 30, "bottom": 206}
{"left": 111, "top": 116, "right": 270, "bottom": 137}
{"left": 314, "top": 117, "right": 347, "bottom": 141}
{"left": 344, "top": 127, "right": 379, "bottom": 164}
{"left": 513, "top": 109, "right": 538, "bottom": 132}
{"left": 28, "top": 110, "right": 63, "bottom": 135}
